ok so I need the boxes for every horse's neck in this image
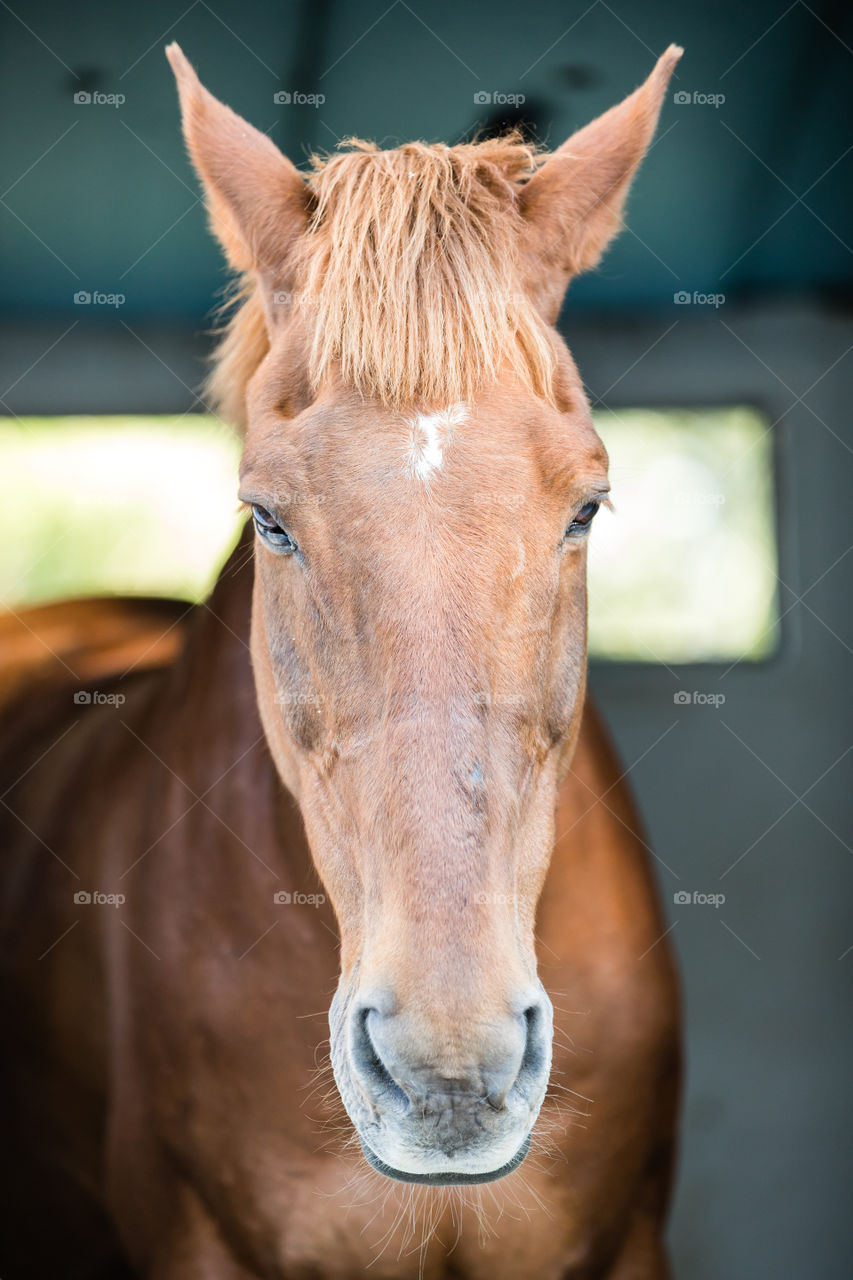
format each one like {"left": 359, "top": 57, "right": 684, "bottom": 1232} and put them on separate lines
{"left": 162, "top": 523, "right": 315, "bottom": 887}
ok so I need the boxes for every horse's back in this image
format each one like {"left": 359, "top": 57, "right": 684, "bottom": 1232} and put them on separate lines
{"left": 0, "top": 595, "right": 191, "bottom": 715}
{"left": 0, "top": 595, "right": 193, "bottom": 1279}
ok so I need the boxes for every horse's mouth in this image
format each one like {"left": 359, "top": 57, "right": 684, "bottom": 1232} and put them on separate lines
{"left": 359, "top": 1134, "right": 531, "bottom": 1186}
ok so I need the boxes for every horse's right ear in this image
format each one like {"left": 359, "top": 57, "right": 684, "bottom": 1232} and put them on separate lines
{"left": 518, "top": 45, "right": 682, "bottom": 323}
{"left": 165, "top": 44, "right": 310, "bottom": 300}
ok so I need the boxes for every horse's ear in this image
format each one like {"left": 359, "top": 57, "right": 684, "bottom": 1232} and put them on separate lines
{"left": 518, "top": 45, "right": 683, "bottom": 322}
{"left": 165, "top": 43, "right": 310, "bottom": 298}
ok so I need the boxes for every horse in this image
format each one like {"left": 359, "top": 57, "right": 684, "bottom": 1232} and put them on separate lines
{"left": 0, "top": 43, "right": 683, "bottom": 1279}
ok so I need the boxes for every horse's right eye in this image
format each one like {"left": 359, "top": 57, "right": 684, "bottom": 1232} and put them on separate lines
{"left": 564, "top": 501, "right": 601, "bottom": 540}
{"left": 252, "top": 504, "right": 298, "bottom": 554}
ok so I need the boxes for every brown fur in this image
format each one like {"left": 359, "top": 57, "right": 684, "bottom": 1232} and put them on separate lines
{"left": 0, "top": 43, "right": 683, "bottom": 1280}
{"left": 0, "top": 537, "right": 680, "bottom": 1280}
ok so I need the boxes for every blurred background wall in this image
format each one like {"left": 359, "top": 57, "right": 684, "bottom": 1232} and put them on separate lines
{"left": 2, "top": 2, "right": 852, "bottom": 1276}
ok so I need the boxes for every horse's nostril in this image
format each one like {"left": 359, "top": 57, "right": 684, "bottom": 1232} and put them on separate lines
{"left": 517, "top": 1002, "right": 548, "bottom": 1091}
{"left": 351, "top": 1007, "right": 409, "bottom": 1110}
{"left": 482, "top": 1002, "right": 547, "bottom": 1108}
{"left": 349, "top": 993, "right": 551, "bottom": 1118}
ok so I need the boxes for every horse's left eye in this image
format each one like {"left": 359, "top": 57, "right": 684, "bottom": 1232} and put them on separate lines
{"left": 565, "top": 501, "right": 600, "bottom": 538}
{"left": 252, "top": 504, "right": 298, "bottom": 554}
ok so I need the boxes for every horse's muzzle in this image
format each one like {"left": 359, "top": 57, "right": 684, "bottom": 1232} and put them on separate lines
{"left": 331, "top": 986, "right": 553, "bottom": 1184}
{"left": 359, "top": 1134, "right": 532, "bottom": 1185}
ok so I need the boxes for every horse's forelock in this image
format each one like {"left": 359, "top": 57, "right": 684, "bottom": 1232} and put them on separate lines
{"left": 208, "top": 134, "right": 558, "bottom": 427}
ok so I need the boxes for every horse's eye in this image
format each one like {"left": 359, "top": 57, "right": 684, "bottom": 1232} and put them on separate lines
{"left": 252, "top": 504, "right": 298, "bottom": 554}
{"left": 565, "top": 501, "right": 600, "bottom": 539}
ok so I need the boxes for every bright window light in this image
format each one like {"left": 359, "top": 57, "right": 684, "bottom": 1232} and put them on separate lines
{"left": 0, "top": 409, "right": 780, "bottom": 664}
{"left": 0, "top": 416, "right": 242, "bottom": 605}
{"left": 588, "top": 407, "right": 779, "bottom": 662}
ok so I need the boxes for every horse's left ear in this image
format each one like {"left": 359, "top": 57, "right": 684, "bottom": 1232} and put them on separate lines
{"left": 518, "top": 45, "right": 683, "bottom": 322}
{"left": 165, "top": 43, "right": 311, "bottom": 304}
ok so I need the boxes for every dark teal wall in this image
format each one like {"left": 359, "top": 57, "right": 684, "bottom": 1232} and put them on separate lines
{"left": 1, "top": 0, "right": 852, "bottom": 323}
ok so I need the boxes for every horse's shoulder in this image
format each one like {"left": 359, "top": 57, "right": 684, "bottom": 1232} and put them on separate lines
{"left": 548, "top": 697, "right": 680, "bottom": 1030}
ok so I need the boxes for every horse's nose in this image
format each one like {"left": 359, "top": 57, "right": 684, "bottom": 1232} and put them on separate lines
{"left": 349, "top": 995, "right": 550, "bottom": 1113}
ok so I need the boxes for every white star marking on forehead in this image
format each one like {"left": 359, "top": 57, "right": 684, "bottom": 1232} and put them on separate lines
{"left": 406, "top": 403, "right": 468, "bottom": 482}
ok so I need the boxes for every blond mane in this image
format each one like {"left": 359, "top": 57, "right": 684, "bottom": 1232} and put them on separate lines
{"left": 208, "top": 134, "right": 557, "bottom": 426}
